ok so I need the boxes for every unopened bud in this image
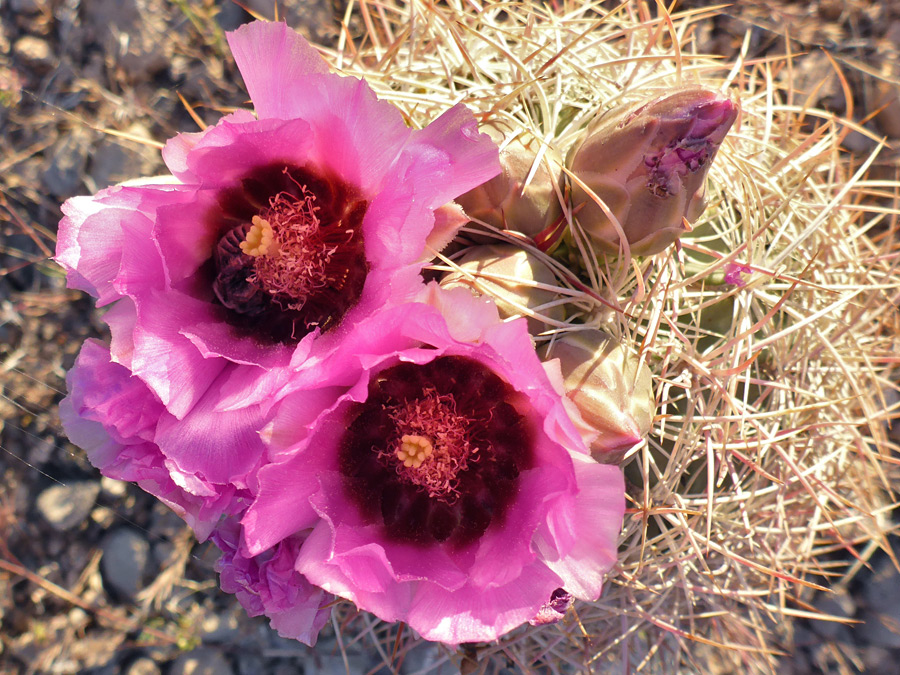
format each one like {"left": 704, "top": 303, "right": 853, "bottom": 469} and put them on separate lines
{"left": 564, "top": 87, "right": 738, "bottom": 256}
{"left": 543, "top": 330, "right": 654, "bottom": 461}
{"left": 441, "top": 244, "right": 564, "bottom": 332}
{"left": 455, "top": 128, "right": 561, "bottom": 239}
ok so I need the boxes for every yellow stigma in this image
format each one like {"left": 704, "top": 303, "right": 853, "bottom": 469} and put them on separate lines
{"left": 240, "top": 215, "right": 277, "bottom": 257}
{"left": 396, "top": 434, "right": 434, "bottom": 468}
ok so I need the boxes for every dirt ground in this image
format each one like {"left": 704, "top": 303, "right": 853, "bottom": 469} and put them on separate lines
{"left": 1, "top": 1, "right": 899, "bottom": 674}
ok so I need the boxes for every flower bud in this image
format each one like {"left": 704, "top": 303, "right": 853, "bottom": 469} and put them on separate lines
{"left": 455, "top": 127, "right": 561, "bottom": 239}
{"left": 543, "top": 330, "right": 654, "bottom": 461}
{"left": 564, "top": 87, "right": 738, "bottom": 256}
{"left": 440, "top": 244, "right": 564, "bottom": 332}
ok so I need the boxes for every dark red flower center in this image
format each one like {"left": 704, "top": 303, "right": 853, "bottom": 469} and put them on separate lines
{"left": 339, "top": 355, "right": 536, "bottom": 548}
{"left": 209, "top": 163, "right": 368, "bottom": 344}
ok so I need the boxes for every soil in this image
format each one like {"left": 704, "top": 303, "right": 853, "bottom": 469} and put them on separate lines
{"left": 1, "top": 1, "right": 898, "bottom": 674}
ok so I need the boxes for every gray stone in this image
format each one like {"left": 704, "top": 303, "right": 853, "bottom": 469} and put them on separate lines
{"left": 861, "top": 645, "right": 895, "bottom": 675}
{"left": 306, "top": 655, "right": 369, "bottom": 675}
{"left": 863, "top": 557, "right": 900, "bottom": 614}
{"left": 234, "top": 652, "right": 265, "bottom": 675}
{"left": 169, "top": 648, "right": 234, "bottom": 675}
{"left": 41, "top": 128, "right": 94, "bottom": 198}
{"left": 81, "top": 0, "right": 170, "bottom": 81}
{"left": 100, "top": 528, "right": 150, "bottom": 600}
{"left": 88, "top": 126, "right": 160, "bottom": 190}
{"left": 859, "top": 608, "right": 900, "bottom": 648}
{"left": 124, "top": 657, "right": 161, "bottom": 675}
{"left": 12, "top": 35, "right": 55, "bottom": 71}
{"left": 811, "top": 591, "right": 855, "bottom": 641}
{"left": 400, "top": 642, "right": 446, "bottom": 674}
{"left": 200, "top": 609, "right": 241, "bottom": 644}
{"left": 35, "top": 481, "right": 101, "bottom": 531}
{"left": 10, "top": 0, "right": 41, "bottom": 12}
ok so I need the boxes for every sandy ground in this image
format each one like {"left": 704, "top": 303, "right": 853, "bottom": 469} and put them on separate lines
{"left": 1, "top": 1, "right": 899, "bottom": 674}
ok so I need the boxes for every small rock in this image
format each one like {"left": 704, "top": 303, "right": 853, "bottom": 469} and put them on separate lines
{"left": 873, "top": 80, "right": 900, "bottom": 139}
{"left": 169, "top": 648, "right": 234, "bottom": 675}
{"left": 82, "top": 0, "right": 170, "bottom": 81}
{"left": 11, "top": 0, "right": 41, "bottom": 12}
{"left": 811, "top": 591, "right": 855, "bottom": 641}
{"left": 123, "top": 657, "right": 161, "bottom": 675}
{"left": 35, "top": 481, "right": 101, "bottom": 531}
{"left": 41, "top": 127, "right": 94, "bottom": 198}
{"left": 400, "top": 642, "right": 445, "bottom": 674}
{"left": 88, "top": 125, "right": 161, "bottom": 189}
{"left": 100, "top": 476, "right": 128, "bottom": 498}
{"left": 859, "top": 608, "right": 900, "bottom": 648}
{"left": 234, "top": 652, "right": 265, "bottom": 675}
{"left": 200, "top": 609, "right": 241, "bottom": 644}
{"left": 861, "top": 645, "right": 894, "bottom": 675}
{"left": 307, "top": 655, "right": 369, "bottom": 675}
{"left": 100, "top": 528, "right": 150, "bottom": 600}
{"left": 862, "top": 557, "right": 900, "bottom": 614}
{"left": 12, "top": 35, "right": 55, "bottom": 72}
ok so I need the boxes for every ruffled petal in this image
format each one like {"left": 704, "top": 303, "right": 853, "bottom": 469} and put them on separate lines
{"left": 128, "top": 290, "right": 226, "bottom": 418}
{"left": 56, "top": 182, "right": 194, "bottom": 306}
{"left": 162, "top": 110, "right": 257, "bottom": 181}
{"left": 403, "top": 103, "right": 501, "bottom": 209}
{"left": 226, "top": 21, "right": 330, "bottom": 120}
{"left": 154, "top": 364, "right": 269, "bottom": 486}
{"left": 532, "top": 453, "right": 624, "bottom": 599}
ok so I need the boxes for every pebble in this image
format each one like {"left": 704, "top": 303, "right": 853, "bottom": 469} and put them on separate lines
{"left": 10, "top": 0, "right": 41, "bottom": 11}
{"left": 88, "top": 125, "right": 160, "bottom": 190}
{"left": 35, "top": 481, "right": 101, "bottom": 531}
{"left": 12, "top": 35, "right": 54, "bottom": 72}
{"left": 41, "top": 127, "right": 94, "bottom": 198}
{"left": 100, "top": 476, "right": 128, "bottom": 498}
{"left": 811, "top": 591, "right": 855, "bottom": 641}
{"left": 169, "top": 648, "right": 234, "bottom": 675}
{"left": 100, "top": 528, "right": 150, "bottom": 600}
{"left": 200, "top": 609, "right": 241, "bottom": 644}
{"left": 123, "top": 657, "right": 161, "bottom": 675}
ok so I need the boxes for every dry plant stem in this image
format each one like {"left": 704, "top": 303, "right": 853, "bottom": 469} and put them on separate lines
{"left": 322, "top": 1, "right": 900, "bottom": 672}
{"left": 0, "top": 557, "right": 179, "bottom": 645}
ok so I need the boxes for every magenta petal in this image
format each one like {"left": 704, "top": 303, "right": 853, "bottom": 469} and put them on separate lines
{"left": 403, "top": 103, "right": 502, "bottom": 209}
{"left": 162, "top": 110, "right": 257, "bottom": 181}
{"left": 60, "top": 341, "right": 248, "bottom": 541}
{"left": 405, "top": 561, "right": 563, "bottom": 644}
{"left": 129, "top": 290, "right": 226, "bottom": 418}
{"left": 226, "top": 21, "right": 329, "bottom": 120}
{"left": 177, "top": 117, "right": 315, "bottom": 189}
{"left": 154, "top": 365, "right": 268, "bottom": 486}
{"left": 65, "top": 339, "right": 164, "bottom": 444}
{"left": 212, "top": 520, "right": 332, "bottom": 645}
{"left": 151, "top": 192, "right": 220, "bottom": 287}
{"left": 241, "top": 451, "right": 332, "bottom": 555}
{"left": 533, "top": 454, "right": 624, "bottom": 599}
{"left": 56, "top": 183, "right": 194, "bottom": 306}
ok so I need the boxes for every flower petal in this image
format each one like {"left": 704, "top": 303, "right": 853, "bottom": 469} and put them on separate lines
{"left": 226, "top": 21, "right": 330, "bottom": 120}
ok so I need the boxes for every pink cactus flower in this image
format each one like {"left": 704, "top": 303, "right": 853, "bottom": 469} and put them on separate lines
{"left": 241, "top": 285, "right": 625, "bottom": 644}
{"left": 55, "top": 20, "right": 499, "bottom": 528}
{"left": 211, "top": 519, "right": 332, "bottom": 644}
{"left": 59, "top": 340, "right": 255, "bottom": 540}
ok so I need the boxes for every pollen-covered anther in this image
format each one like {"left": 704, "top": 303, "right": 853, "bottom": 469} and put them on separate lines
{"left": 240, "top": 215, "right": 277, "bottom": 257}
{"left": 397, "top": 434, "right": 434, "bottom": 468}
